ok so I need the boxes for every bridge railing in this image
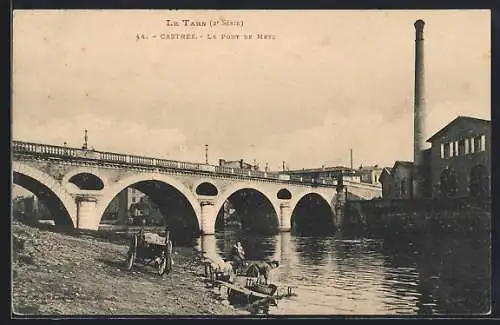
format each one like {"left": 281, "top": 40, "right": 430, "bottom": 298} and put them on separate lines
{"left": 214, "top": 166, "right": 234, "bottom": 174}
{"left": 12, "top": 140, "right": 340, "bottom": 187}
{"left": 156, "top": 158, "right": 180, "bottom": 169}
{"left": 99, "top": 152, "right": 129, "bottom": 164}
{"left": 12, "top": 141, "right": 81, "bottom": 157}
{"left": 128, "top": 155, "right": 155, "bottom": 166}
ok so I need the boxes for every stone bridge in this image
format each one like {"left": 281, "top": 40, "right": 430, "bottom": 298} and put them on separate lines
{"left": 11, "top": 141, "right": 381, "bottom": 235}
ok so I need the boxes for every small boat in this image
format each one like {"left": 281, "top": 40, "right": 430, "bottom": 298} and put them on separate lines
{"left": 246, "top": 283, "right": 278, "bottom": 296}
{"left": 215, "top": 278, "right": 277, "bottom": 305}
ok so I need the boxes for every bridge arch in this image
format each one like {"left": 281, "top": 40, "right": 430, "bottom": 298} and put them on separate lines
{"left": 290, "top": 190, "right": 333, "bottom": 214}
{"left": 214, "top": 183, "right": 280, "bottom": 234}
{"left": 12, "top": 162, "right": 77, "bottom": 227}
{"left": 290, "top": 190, "right": 335, "bottom": 235}
{"left": 62, "top": 167, "right": 109, "bottom": 190}
{"left": 95, "top": 173, "right": 201, "bottom": 231}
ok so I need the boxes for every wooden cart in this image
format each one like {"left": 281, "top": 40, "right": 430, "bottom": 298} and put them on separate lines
{"left": 125, "top": 230, "right": 172, "bottom": 276}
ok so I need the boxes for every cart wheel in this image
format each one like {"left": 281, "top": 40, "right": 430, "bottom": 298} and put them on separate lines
{"left": 166, "top": 252, "right": 173, "bottom": 275}
{"left": 158, "top": 256, "right": 167, "bottom": 276}
{"left": 126, "top": 250, "right": 136, "bottom": 271}
{"left": 126, "top": 235, "right": 138, "bottom": 271}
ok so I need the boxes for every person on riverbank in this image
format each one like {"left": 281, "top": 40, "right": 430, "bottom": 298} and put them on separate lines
{"left": 231, "top": 241, "right": 246, "bottom": 274}
{"left": 246, "top": 260, "right": 280, "bottom": 285}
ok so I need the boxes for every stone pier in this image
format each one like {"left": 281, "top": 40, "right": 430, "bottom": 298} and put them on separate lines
{"left": 200, "top": 200, "right": 216, "bottom": 235}
{"left": 279, "top": 202, "right": 291, "bottom": 232}
{"left": 76, "top": 195, "right": 99, "bottom": 230}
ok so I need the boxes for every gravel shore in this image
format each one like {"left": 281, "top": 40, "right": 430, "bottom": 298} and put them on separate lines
{"left": 11, "top": 222, "right": 245, "bottom": 316}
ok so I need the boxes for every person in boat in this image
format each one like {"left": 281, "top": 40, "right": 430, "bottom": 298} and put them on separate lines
{"left": 246, "top": 260, "right": 280, "bottom": 285}
{"left": 231, "top": 241, "right": 246, "bottom": 273}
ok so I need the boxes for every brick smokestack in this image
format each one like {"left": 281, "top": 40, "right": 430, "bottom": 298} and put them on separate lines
{"left": 413, "top": 19, "right": 428, "bottom": 198}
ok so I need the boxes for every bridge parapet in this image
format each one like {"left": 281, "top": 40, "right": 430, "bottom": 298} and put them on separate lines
{"left": 13, "top": 140, "right": 341, "bottom": 188}
{"left": 12, "top": 140, "right": 381, "bottom": 201}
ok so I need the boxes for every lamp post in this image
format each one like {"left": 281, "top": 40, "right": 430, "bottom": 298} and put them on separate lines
{"left": 205, "top": 144, "right": 208, "bottom": 164}
{"left": 82, "top": 129, "right": 88, "bottom": 150}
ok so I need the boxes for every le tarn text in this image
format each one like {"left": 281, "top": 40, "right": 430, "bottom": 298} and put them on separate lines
{"left": 164, "top": 18, "right": 243, "bottom": 28}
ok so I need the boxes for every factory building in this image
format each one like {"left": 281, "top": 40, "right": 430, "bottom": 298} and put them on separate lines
{"left": 380, "top": 20, "right": 491, "bottom": 199}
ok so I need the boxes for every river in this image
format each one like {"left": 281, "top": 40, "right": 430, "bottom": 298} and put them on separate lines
{"left": 195, "top": 229, "right": 490, "bottom": 315}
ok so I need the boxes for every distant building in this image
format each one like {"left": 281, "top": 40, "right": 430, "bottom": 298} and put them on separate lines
{"left": 286, "top": 166, "right": 361, "bottom": 183}
{"left": 103, "top": 187, "right": 145, "bottom": 221}
{"left": 358, "top": 165, "right": 384, "bottom": 185}
{"left": 380, "top": 116, "right": 491, "bottom": 199}
{"left": 219, "top": 159, "right": 257, "bottom": 170}
{"left": 129, "top": 196, "right": 163, "bottom": 225}
{"left": 128, "top": 188, "right": 144, "bottom": 205}
{"left": 12, "top": 195, "right": 51, "bottom": 221}
{"left": 379, "top": 167, "right": 393, "bottom": 198}
{"left": 379, "top": 161, "right": 414, "bottom": 199}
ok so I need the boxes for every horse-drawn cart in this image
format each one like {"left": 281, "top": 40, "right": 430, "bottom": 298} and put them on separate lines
{"left": 125, "top": 230, "right": 173, "bottom": 276}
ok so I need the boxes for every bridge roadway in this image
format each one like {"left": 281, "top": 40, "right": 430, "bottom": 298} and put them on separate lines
{"left": 11, "top": 140, "right": 382, "bottom": 234}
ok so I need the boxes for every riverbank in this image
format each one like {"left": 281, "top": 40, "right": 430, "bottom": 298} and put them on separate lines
{"left": 344, "top": 196, "right": 491, "bottom": 238}
{"left": 11, "top": 222, "right": 245, "bottom": 316}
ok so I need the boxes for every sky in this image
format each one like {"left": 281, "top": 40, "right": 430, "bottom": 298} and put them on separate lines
{"left": 12, "top": 10, "right": 491, "bottom": 171}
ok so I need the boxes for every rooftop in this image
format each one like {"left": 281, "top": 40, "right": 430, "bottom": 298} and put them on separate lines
{"left": 427, "top": 115, "right": 491, "bottom": 142}
{"left": 287, "top": 166, "right": 358, "bottom": 174}
{"left": 393, "top": 161, "right": 414, "bottom": 169}
{"left": 358, "top": 165, "right": 382, "bottom": 171}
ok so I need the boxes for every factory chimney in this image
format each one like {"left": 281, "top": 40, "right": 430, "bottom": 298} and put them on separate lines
{"left": 413, "top": 19, "right": 428, "bottom": 198}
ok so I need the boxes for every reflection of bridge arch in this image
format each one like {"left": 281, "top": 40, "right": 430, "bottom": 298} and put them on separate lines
{"left": 12, "top": 162, "right": 77, "bottom": 227}
{"left": 95, "top": 173, "right": 201, "bottom": 228}
{"left": 214, "top": 184, "right": 280, "bottom": 233}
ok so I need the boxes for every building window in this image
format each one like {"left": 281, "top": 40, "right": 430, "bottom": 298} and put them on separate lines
{"left": 440, "top": 143, "right": 445, "bottom": 158}
{"left": 474, "top": 136, "right": 482, "bottom": 153}
{"left": 465, "top": 138, "right": 470, "bottom": 154}
{"left": 458, "top": 139, "right": 465, "bottom": 156}
{"left": 454, "top": 141, "right": 459, "bottom": 157}
{"left": 444, "top": 143, "right": 450, "bottom": 158}
{"left": 480, "top": 135, "right": 486, "bottom": 151}
{"left": 470, "top": 137, "right": 475, "bottom": 153}
{"left": 401, "top": 179, "right": 407, "bottom": 197}
{"left": 131, "top": 197, "right": 136, "bottom": 203}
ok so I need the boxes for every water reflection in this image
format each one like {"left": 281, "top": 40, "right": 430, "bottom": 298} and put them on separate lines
{"left": 295, "top": 236, "right": 330, "bottom": 266}
{"left": 199, "top": 235, "right": 217, "bottom": 258}
{"left": 196, "top": 228, "right": 490, "bottom": 315}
